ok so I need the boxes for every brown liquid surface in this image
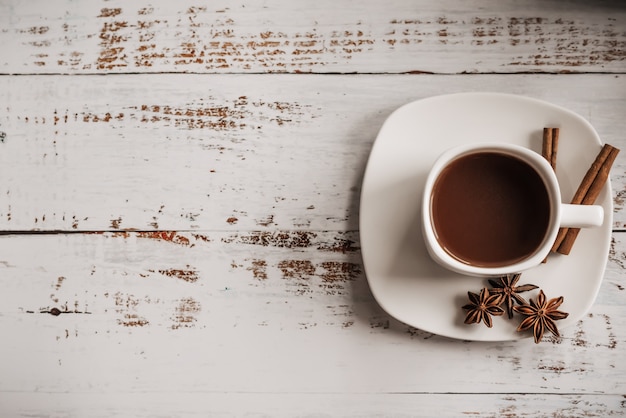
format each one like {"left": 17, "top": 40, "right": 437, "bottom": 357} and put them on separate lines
{"left": 431, "top": 152, "right": 550, "bottom": 267}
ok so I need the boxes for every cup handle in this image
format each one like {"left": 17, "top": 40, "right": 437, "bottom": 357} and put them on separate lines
{"left": 560, "top": 204, "right": 604, "bottom": 228}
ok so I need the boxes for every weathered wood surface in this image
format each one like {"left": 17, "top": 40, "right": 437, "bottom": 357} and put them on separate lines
{"left": 1, "top": 0, "right": 625, "bottom": 416}
{"left": 0, "top": 74, "right": 624, "bottom": 232}
{"left": 2, "top": 393, "right": 626, "bottom": 417}
{"left": 0, "top": 232, "right": 624, "bottom": 404}
{"left": 0, "top": 0, "right": 624, "bottom": 74}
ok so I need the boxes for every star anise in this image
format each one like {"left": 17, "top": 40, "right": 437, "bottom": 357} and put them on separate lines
{"left": 462, "top": 288, "right": 505, "bottom": 328}
{"left": 513, "top": 290, "right": 569, "bottom": 344}
{"left": 488, "top": 273, "right": 539, "bottom": 319}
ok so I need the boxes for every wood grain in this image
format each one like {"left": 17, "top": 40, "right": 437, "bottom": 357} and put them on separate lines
{"left": 0, "top": 231, "right": 624, "bottom": 396}
{"left": 2, "top": 393, "right": 625, "bottom": 417}
{"left": 0, "top": 0, "right": 624, "bottom": 74}
{"left": 0, "top": 74, "right": 624, "bottom": 232}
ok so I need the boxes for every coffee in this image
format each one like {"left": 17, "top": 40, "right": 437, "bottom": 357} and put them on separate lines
{"left": 431, "top": 152, "right": 551, "bottom": 267}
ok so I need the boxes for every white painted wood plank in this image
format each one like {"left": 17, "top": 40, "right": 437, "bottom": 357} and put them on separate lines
{"left": 0, "top": 0, "right": 624, "bottom": 74}
{"left": 0, "top": 231, "right": 624, "bottom": 396}
{"left": 1, "top": 74, "right": 624, "bottom": 232}
{"left": 1, "top": 392, "right": 624, "bottom": 417}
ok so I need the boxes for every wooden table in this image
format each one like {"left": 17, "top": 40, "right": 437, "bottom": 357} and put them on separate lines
{"left": 1, "top": 1, "right": 625, "bottom": 416}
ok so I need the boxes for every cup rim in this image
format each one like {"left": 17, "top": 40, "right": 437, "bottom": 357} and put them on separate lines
{"left": 421, "top": 142, "right": 561, "bottom": 277}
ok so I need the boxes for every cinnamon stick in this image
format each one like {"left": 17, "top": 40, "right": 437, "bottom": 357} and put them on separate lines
{"left": 542, "top": 127, "right": 559, "bottom": 170}
{"left": 541, "top": 128, "right": 559, "bottom": 263}
{"left": 553, "top": 143, "right": 620, "bottom": 255}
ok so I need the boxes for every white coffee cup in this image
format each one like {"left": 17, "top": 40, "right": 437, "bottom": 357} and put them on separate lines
{"left": 422, "top": 143, "right": 604, "bottom": 277}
